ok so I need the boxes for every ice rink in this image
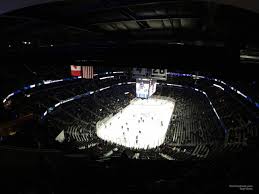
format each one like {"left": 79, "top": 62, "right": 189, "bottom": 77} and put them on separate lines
{"left": 96, "top": 97, "right": 175, "bottom": 149}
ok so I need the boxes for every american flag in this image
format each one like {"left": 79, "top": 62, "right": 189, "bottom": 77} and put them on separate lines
{"left": 70, "top": 65, "right": 82, "bottom": 76}
{"left": 82, "top": 66, "right": 94, "bottom": 79}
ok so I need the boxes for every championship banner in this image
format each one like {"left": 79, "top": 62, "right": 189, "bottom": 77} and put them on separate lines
{"left": 151, "top": 69, "right": 167, "bottom": 80}
{"left": 132, "top": 68, "right": 151, "bottom": 79}
{"left": 132, "top": 68, "right": 167, "bottom": 80}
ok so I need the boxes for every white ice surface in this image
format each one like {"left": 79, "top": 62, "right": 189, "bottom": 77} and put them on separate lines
{"left": 96, "top": 97, "right": 175, "bottom": 149}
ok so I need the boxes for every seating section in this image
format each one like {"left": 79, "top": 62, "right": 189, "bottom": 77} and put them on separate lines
{"left": 205, "top": 86, "right": 259, "bottom": 144}
{"left": 43, "top": 83, "right": 228, "bottom": 160}
{"left": 7, "top": 76, "right": 129, "bottom": 117}
{"left": 45, "top": 84, "right": 135, "bottom": 143}
{"left": 158, "top": 86, "right": 225, "bottom": 146}
{"left": 1, "top": 74, "right": 258, "bottom": 161}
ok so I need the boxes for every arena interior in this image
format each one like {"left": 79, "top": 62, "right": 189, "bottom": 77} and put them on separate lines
{"left": 0, "top": 1, "right": 258, "bottom": 194}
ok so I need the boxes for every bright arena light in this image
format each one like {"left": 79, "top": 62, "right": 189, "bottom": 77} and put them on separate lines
{"left": 96, "top": 96, "right": 175, "bottom": 149}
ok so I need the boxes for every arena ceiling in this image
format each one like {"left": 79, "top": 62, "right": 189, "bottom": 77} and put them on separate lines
{"left": 0, "top": 0, "right": 259, "bottom": 68}
{"left": 1, "top": 0, "right": 259, "bottom": 15}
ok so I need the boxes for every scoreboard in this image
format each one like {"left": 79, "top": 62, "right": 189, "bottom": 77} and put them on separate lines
{"left": 133, "top": 68, "right": 165, "bottom": 99}
{"left": 136, "top": 79, "right": 150, "bottom": 99}
{"left": 136, "top": 78, "right": 157, "bottom": 99}
{"left": 149, "top": 79, "right": 157, "bottom": 96}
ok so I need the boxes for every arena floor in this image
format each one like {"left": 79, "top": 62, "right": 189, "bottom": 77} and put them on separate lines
{"left": 96, "top": 96, "right": 175, "bottom": 149}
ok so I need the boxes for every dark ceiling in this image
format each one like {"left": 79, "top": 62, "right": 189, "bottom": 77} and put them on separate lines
{"left": 0, "top": 0, "right": 259, "bottom": 71}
